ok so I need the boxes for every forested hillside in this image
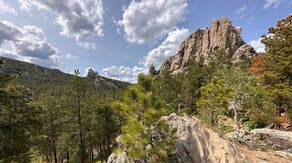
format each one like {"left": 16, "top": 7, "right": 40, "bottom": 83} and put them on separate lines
{"left": 0, "top": 15, "right": 291, "bottom": 163}
{"left": 0, "top": 57, "right": 130, "bottom": 162}
{"left": 0, "top": 57, "right": 129, "bottom": 96}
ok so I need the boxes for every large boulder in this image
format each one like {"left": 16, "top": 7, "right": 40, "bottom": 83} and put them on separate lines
{"left": 159, "top": 17, "right": 256, "bottom": 73}
{"left": 108, "top": 114, "right": 291, "bottom": 163}
{"left": 162, "top": 113, "right": 247, "bottom": 163}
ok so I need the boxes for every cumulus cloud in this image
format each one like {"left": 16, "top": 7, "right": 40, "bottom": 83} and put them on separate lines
{"left": 103, "top": 28, "right": 189, "bottom": 83}
{"left": 18, "top": 0, "right": 104, "bottom": 49}
{"left": 264, "top": 0, "right": 281, "bottom": 9}
{"left": 0, "top": 0, "right": 17, "bottom": 15}
{"left": 142, "top": 28, "right": 190, "bottom": 68}
{"left": 103, "top": 66, "right": 146, "bottom": 83}
{"left": 249, "top": 38, "right": 265, "bottom": 53}
{"left": 0, "top": 20, "right": 60, "bottom": 67}
{"left": 117, "top": 0, "right": 188, "bottom": 44}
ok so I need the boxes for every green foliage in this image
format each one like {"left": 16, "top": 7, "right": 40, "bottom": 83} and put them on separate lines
{"left": 219, "top": 126, "right": 234, "bottom": 134}
{"left": 0, "top": 60, "right": 41, "bottom": 162}
{"left": 113, "top": 74, "right": 176, "bottom": 161}
{"left": 0, "top": 58, "right": 128, "bottom": 162}
{"left": 245, "top": 119, "right": 266, "bottom": 130}
{"left": 260, "top": 15, "right": 292, "bottom": 118}
{"left": 197, "top": 77, "right": 233, "bottom": 126}
{"left": 152, "top": 71, "right": 182, "bottom": 113}
{"left": 215, "top": 66, "right": 269, "bottom": 128}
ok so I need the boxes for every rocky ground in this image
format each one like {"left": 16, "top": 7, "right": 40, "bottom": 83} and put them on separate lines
{"left": 107, "top": 113, "right": 292, "bottom": 163}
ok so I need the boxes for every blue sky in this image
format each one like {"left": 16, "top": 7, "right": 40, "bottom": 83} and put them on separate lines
{"left": 0, "top": 0, "right": 291, "bottom": 83}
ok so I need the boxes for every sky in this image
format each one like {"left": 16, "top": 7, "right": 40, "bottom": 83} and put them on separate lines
{"left": 0, "top": 0, "right": 291, "bottom": 83}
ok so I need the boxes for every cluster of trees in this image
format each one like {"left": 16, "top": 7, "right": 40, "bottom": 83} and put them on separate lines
{"left": 150, "top": 16, "right": 291, "bottom": 132}
{"left": 0, "top": 60, "right": 41, "bottom": 162}
{"left": 0, "top": 64, "right": 125, "bottom": 162}
{"left": 112, "top": 74, "right": 176, "bottom": 162}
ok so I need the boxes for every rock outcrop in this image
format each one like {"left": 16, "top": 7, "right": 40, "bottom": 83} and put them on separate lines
{"left": 161, "top": 113, "right": 247, "bottom": 163}
{"left": 107, "top": 114, "right": 291, "bottom": 163}
{"left": 227, "top": 128, "right": 292, "bottom": 152}
{"left": 86, "top": 68, "right": 120, "bottom": 89}
{"left": 87, "top": 68, "right": 100, "bottom": 79}
{"left": 159, "top": 17, "right": 256, "bottom": 73}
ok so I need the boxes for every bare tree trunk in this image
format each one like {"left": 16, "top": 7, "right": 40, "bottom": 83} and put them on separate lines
{"left": 49, "top": 108, "right": 58, "bottom": 163}
{"left": 99, "top": 143, "right": 103, "bottom": 163}
{"left": 91, "top": 146, "right": 94, "bottom": 163}
{"left": 66, "top": 149, "right": 70, "bottom": 163}
{"left": 232, "top": 100, "right": 240, "bottom": 138}
{"left": 77, "top": 79, "right": 85, "bottom": 163}
{"left": 210, "top": 109, "right": 215, "bottom": 126}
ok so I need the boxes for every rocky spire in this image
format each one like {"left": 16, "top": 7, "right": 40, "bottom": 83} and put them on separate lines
{"left": 87, "top": 68, "right": 99, "bottom": 79}
{"left": 149, "top": 63, "right": 158, "bottom": 76}
{"left": 159, "top": 17, "right": 257, "bottom": 73}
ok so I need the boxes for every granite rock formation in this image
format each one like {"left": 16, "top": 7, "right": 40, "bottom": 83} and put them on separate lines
{"left": 107, "top": 114, "right": 291, "bottom": 163}
{"left": 159, "top": 17, "right": 256, "bottom": 73}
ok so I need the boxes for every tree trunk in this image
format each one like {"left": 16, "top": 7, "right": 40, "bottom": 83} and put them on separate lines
{"left": 77, "top": 79, "right": 85, "bottom": 163}
{"left": 210, "top": 109, "right": 215, "bottom": 126}
{"left": 234, "top": 107, "right": 240, "bottom": 137}
{"left": 52, "top": 139, "right": 57, "bottom": 163}
{"left": 99, "top": 143, "right": 103, "bottom": 163}
{"left": 66, "top": 149, "right": 70, "bottom": 163}
{"left": 49, "top": 108, "right": 58, "bottom": 163}
{"left": 105, "top": 111, "right": 111, "bottom": 158}
{"left": 91, "top": 146, "right": 94, "bottom": 163}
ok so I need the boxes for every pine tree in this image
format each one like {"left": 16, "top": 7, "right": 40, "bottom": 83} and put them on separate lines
{"left": 32, "top": 94, "right": 64, "bottom": 163}
{"left": 197, "top": 77, "right": 233, "bottom": 126}
{"left": 260, "top": 15, "right": 292, "bottom": 118}
{"left": 0, "top": 59, "right": 41, "bottom": 162}
{"left": 72, "top": 69, "right": 86, "bottom": 163}
{"left": 112, "top": 74, "right": 175, "bottom": 161}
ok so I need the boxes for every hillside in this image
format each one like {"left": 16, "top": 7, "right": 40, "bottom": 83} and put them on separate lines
{"left": 0, "top": 57, "right": 130, "bottom": 95}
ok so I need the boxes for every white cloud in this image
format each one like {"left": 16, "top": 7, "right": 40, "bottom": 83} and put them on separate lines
{"left": 236, "top": 5, "right": 247, "bottom": 14}
{"left": 249, "top": 38, "right": 265, "bottom": 53}
{"left": 0, "top": 20, "right": 60, "bottom": 67}
{"left": 117, "top": 0, "right": 188, "bottom": 44}
{"left": 18, "top": 0, "right": 104, "bottom": 49}
{"left": 103, "top": 66, "right": 146, "bottom": 83}
{"left": 103, "top": 28, "right": 189, "bottom": 83}
{"left": 64, "top": 53, "right": 77, "bottom": 60}
{"left": 0, "top": 0, "right": 17, "bottom": 15}
{"left": 77, "top": 42, "right": 97, "bottom": 50}
{"left": 264, "top": 0, "right": 281, "bottom": 9}
{"left": 142, "top": 28, "right": 190, "bottom": 68}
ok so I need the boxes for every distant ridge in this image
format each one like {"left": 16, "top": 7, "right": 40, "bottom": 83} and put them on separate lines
{"left": 0, "top": 57, "right": 129, "bottom": 95}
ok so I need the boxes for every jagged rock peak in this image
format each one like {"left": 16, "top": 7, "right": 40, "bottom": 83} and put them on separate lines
{"left": 87, "top": 68, "right": 99, "bottom": 79}
{"left": 159, "top": 17, "right": 256, "bottom": 73}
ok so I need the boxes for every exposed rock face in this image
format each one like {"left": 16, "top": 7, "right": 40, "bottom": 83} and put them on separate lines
{"left": 107, "top": 152, "right": 130, "bottom": 163}
{"left": 87, "top": 68, "right": 100, "bottom": 79}
{"left": 86, "top": 68, "right": 120, "bottom": 89}
{"left": 107, "top": 114, "right": 291, "bottom": 163}
{"left": 159, "top": 17, "right": 256, "bottom": 73}
{"left": 227, "top": 128, "right": 292, "bottom": 150}
{"left": 162, "top": 113, "right": 247, "bottom": 163}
